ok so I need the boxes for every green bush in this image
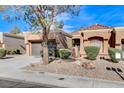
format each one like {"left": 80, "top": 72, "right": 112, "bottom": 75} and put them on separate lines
{"left": 54, "top": 49, "right": 60, "bottom": 57}
{"left": 6, "top": 49, "right": 11, "bottom": 55}
{"left": 13, "top": 49, "right": 21, "bottom": 54}
{"left": 6, "top": 49, "right": 21, "bottom": 55}
{"left": 59, "top": 49, "right": 71, "bottom": 59}
{"left": 84, "top": 46, "right": 100, "bottom": 60}
{"left": 108, "top": 48, "right": 121, "bottom": 63}
{"left": 0, "top": 48, "right": 6, "bottom": 58}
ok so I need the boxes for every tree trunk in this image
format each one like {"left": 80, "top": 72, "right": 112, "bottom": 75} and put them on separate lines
{"left": 42, "top": 28, "right": 49, "bottom": 64}
{"left": 42, "top": 40, "right": 49, "bottom": 64}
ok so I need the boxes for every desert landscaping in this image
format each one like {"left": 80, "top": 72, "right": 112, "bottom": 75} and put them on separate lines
{"left": 24, "top": 57, "right": 124, "bottom": 82}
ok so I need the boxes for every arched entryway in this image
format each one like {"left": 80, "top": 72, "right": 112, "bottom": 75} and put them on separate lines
{"left": 88, "top": 36, "right": 104, "bottom": 53}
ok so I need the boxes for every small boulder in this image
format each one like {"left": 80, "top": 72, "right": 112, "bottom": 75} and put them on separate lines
{"left": 82, "top": 62, "right": 95, "bottom": 69}
{"left": 74, "top": 60, "right": 83, "bottom": 66}
{"left": 54, "top": 59, "right": 62, "bottom": 63}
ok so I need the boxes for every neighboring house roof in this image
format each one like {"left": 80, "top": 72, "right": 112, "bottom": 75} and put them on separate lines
{"left": 3, "top": 33, "right": 24, "bottom": 39}
{"left": 70, "top": 30, "right": 80, "bottom": 39}
{"left": 60, "top": 31, "right": 72, "bottom": 38}
{"left": 70, "top": 30, "right": 80, "bottom": 35}
{"left": 82, "top": 24, "right": 113, "bottom": 30}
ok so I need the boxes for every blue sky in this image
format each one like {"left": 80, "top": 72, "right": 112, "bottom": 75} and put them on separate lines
{"left": 1, "top": 5, "right": 124, "bottom": 32}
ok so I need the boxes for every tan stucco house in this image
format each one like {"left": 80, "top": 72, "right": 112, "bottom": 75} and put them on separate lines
{"left": 25, "top": 31, "right": 72, "bottom": 56}
{"left": 71, "top": 24, "right": 124, "bottom": 58}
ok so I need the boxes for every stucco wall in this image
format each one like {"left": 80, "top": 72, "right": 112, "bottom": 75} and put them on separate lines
{"left": 114, "top": 27, "right": 124, "bottom": 49}
{"left": 66, "top": 36, "right": 72, "bottom": 49}
{"left": 3, "top": 34, "right": 26, "bottom": 54}
{"left": 80, "top": 29, "right": 112, "bottom": 56}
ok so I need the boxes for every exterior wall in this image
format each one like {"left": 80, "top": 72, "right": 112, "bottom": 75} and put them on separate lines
{"left": 0, "top": 32, "right": 5, "bottom": 48}
{"left": 56, "top": 32, "right": 71, "bottom": 49}
{"left": 115, "top": 27, "right": 124, "bottom": 50}
{"left": 3, "top": 33, "right": 25, "bottom": 54}
{"left": 66, "top": 36, "right": 72, "bottom": 49}
{"left": 80, "top": 29, "right": 112, "bottom": 57}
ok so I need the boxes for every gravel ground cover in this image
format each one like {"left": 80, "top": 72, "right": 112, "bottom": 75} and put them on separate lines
{"left": 24, "top": 58, "right": 124, "bottom": 81}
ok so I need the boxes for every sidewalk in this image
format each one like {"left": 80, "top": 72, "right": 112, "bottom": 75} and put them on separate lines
{"left": 0, "top": 70, "right": 124, "bottom": 88}
{"left": 0, "top": 55, "right": 124, "bottom": 88}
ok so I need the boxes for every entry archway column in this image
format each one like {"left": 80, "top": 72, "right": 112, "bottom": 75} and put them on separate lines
{"left": 80, "top": 33, "right": 86, "bottom": 57}
{"left": 103, "top": 39, "right": 109, "bottom": 55}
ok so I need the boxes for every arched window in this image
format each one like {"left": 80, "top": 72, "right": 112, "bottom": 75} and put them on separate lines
{"left": 90, "top": 39, "right": 102, "bottom": 47}
{"left": 88, "top": 37, "right": 103, "bottom": 53}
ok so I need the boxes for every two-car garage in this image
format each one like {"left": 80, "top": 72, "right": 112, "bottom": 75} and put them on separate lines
{"left": 31, "top": 40, "right": 57, "bottom": 57}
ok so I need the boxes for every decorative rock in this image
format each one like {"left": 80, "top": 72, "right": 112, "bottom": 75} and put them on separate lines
{"left": 74, "top": 60, "right": 83, "bottom": 66}
{"left": 54, "top": 59, "right": 62, "bottom": 63}
{"left": 49, "top": 57, "right": 55, "bottom": 62}
{"left": 30, "top": 64, "right": 35, "bottom": 67}
{"left": 82, "top": 62, "right": 95, "bottom": 69}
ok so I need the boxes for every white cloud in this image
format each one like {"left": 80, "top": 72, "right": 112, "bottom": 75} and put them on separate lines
{"left": 63, "top": 29, "right": 73, "bottom": 33}
{"left": 63, "top": 25, "right": 74, "bottom": 29}
{"left": 56, "top": 13, "right": 70, "bottom": 21}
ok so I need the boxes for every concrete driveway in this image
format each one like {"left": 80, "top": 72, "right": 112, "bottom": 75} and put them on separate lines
{"left": 0, "top": 55, "right": 41, "bottom": 74}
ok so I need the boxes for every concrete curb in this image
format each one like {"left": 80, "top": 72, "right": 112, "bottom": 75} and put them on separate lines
{"left": 0, "top": 76, "right": 63, "bottom": 88}
{"left": 24, "top": 70, "right": 124, "bottom": 84}
{"left": 0, "top": 71, "right": 124, "bottom": 88}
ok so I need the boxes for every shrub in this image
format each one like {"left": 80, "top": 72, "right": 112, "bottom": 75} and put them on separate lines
{"left": 59, "top": 49, "right": 71, "bottom": 59}
{"left": 14, "top": 49, "right": 21, "bottom": 54}
{"left": 108, "top": 48, "right": 121, "bottom": 63}
{"left": 0, "top": 48, "right": 6, "bottom": 58}
{"left": 54, "top": 49, "right": 60, "bottom": 57}
{"left": 6, "top": 49, "right": 21, "bottom": 55}
{"left": 84, "top": 46, "right": 100, "bottom": 60}
{"left": 6, "top": 49, "right": 12, "bottom": 55}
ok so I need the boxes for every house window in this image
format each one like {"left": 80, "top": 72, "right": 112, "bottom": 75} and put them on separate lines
{"left": 90, "top": 39, "right": 102, "bottom": 47}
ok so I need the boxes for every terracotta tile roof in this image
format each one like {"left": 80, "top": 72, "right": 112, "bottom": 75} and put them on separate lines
{"left": 70, "top": 24, "right": 113, "bottom": 36}
{"left": 83, "top": 24, "right": 113, "bottom": 30}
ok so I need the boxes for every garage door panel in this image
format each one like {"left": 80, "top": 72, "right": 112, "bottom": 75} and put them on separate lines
{"left": 32, "top": 43, "right": 43, "bottom": 57}
{"left": 122, "top": 43, "right": 124, "bottom": 59}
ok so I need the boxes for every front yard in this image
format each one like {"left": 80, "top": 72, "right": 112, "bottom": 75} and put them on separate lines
{"left": 24, "top": 58, "right": 124, "bottom": 81}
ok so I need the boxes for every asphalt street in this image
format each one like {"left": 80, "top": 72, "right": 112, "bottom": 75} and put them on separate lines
{"left": 0, "top": 78, "right": 57, "bottom": 88}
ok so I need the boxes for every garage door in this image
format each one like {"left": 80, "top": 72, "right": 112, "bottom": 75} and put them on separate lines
{"left": 31, "top": 41, "right": 57, "bottom": 57}
{"left": 32, "top": 43, "right": 43, "bottom": 57}
{"left": 122, "top": 42, "right": 124, "bottom": 59}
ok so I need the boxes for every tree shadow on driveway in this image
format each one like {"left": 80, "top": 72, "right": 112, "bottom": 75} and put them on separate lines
{"left": 0, "top": 57, "right": 14, "bottom": 60}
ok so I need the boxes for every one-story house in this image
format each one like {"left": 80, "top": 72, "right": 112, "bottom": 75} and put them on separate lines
{"left": 71, "top": 24, "right": 124, "bottom": 58}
